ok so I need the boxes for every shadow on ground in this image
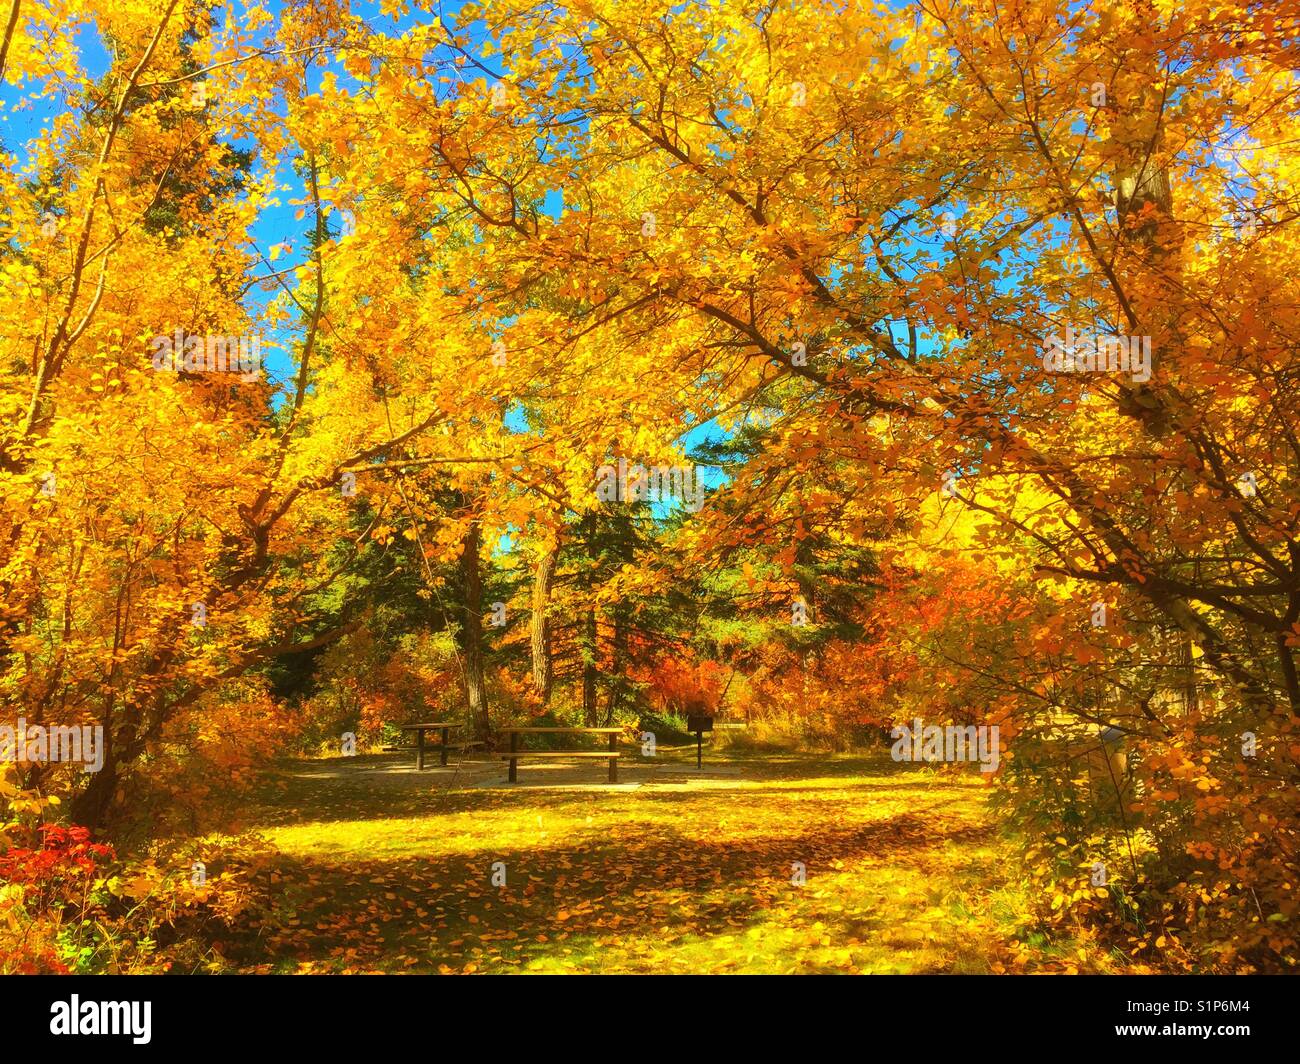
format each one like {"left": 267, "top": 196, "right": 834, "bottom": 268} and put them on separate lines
{"left": 230, "top": 751, "right": 1008, "bottom": 973}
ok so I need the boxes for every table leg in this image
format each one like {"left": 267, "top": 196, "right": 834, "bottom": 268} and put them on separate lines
{"left": 416, "top": 728, "right": 425, "bottom": 770}
{"left": 609, "top": 732, "right": 618, "bottom": 783}
{"left": 440, "top": 726, "right": 449, "bottom": 767}
{"left": 508, "top": 731, "right": 518, "bottom": 782}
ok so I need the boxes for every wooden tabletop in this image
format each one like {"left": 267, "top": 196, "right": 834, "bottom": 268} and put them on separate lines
{"left": 499, "top": 726, "right": 622, "bottom": 734}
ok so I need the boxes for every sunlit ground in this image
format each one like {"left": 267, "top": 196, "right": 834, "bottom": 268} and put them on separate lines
{"left": 239, "top": 748, "right": 1092, "bottom": 974}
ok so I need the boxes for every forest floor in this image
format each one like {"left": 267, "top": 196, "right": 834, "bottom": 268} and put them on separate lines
{"left": 235, "top": 747, "right": 1087, "bottom": 973}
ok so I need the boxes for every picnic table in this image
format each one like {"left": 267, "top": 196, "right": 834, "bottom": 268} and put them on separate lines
{"left": 399, "top": 722, "right": 466, "bottom": 770}
{"left": 498, "top": 727, "right": 622, "bottom": 783}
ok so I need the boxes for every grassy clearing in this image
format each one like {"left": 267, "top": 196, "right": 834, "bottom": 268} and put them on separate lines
{"left": 234, "top": 750, "right": 1065, "bottom": 973}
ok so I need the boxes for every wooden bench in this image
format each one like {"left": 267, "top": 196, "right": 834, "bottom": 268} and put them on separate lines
{"left": 383, "top": 740, "right": 485, "bottom": 751}
{"left": 397, "top": 722, "right": 473, "bottom": 769}
{"left": 386, "top": 739, "right": 486, "bottom": 758}
{"left": 498, "top": 727, "right": 622, "bottom": 783}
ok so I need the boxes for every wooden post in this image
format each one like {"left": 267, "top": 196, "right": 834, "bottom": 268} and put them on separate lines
{"left": 439, "top": 726, "right": 449, "bottom": 767}
{"left": 416, "top": 727, "right": 426, "bottom": 771}
{"left": 696, "top": 728, "right": 702, "bottom": 770}
{"left": 508, "top": 730, "right": 518, "bottom": 783}
{"left": 608, "top": 731, "right": 618, "bottom": 783}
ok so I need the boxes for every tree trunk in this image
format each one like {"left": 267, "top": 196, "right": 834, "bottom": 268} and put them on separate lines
{"left": 457, "top": 517, "right": 490, "bottom": 739}
{"left": 603, "top": 607, "right": 627, "bottom": 724}
{"left": 530, "top": 542, "right": 558, "bottom": 704}
{"left": 581, "top": 609, "right": 598, "bottom": 725}
{"left": 70, "top": 758, "right": 118, "bottom": 831}
{"left": 1177, "top": 628, "right": 1198, "bottom": 716}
